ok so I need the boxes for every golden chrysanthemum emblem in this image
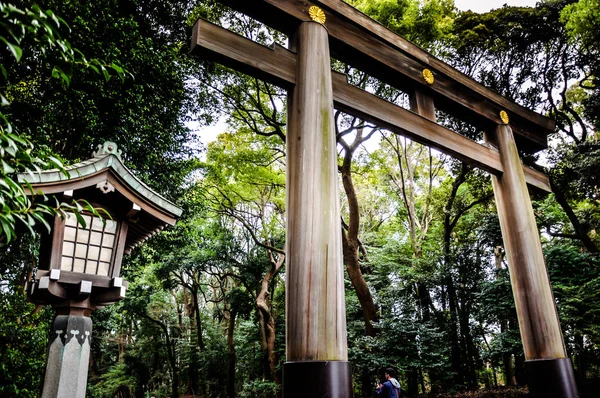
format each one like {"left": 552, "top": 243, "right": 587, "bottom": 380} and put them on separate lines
{"left": 500, "top": 110, "right": 510, "bottom": 124}
{"left": 309, "top": 6, "right": 326, "bottom": 24}
{"left": 422, "top": 69, "right": 435, "bottom": 85}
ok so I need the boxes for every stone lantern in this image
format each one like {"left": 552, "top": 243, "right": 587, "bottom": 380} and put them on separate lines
{"left": 19, "top": 142, "right": 182, "bottom": 398}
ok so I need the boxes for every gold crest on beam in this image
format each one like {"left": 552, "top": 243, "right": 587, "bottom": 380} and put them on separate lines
{"left": 422, "top": 69, "right": 435, "bottom": 85}
{"left": 309, "top": 6, "right": 326, "bottom": 24}
{"left": 500, "top": 110, "right": 510, "bottom": 124}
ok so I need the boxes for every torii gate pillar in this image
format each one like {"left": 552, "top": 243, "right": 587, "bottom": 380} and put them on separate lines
{"left": 284, "top": 20, "right": 353, "bottom": 397}
{"left": 488, "top": 125, "right": 578, "bottom": 397}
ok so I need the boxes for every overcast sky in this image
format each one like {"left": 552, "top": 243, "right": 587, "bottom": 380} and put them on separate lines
{"left": 454, "top": 0, "right": 538, "bottom": 13}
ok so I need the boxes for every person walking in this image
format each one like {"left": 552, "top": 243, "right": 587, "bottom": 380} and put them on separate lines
{"left": 376, "top": 368, "right": 402, "bottom": 398}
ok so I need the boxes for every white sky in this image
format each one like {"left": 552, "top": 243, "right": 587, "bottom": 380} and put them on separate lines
{"left": 196, "top": 0, "right": 541, "bottom": 145}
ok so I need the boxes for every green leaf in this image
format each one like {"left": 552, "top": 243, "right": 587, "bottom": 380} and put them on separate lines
{"left": 4, "top": 176, "right": 23, "bottom": 194}
{"left": 16, "top": 214, "right": 35, "bottom": 236}
{"left": 110, "top": 63, "right": 123, "bottom": 74}
{"left": 0, "top": 215, "right": 14, "bottom": 243}
{"left": 46, "top": 9, "right": 60, "bottom": 28}
{"left": 51, "top": 66, "right": 71, "bottom": 85}
{"left": 74, "top": 211, "right": 86, "bottom": 228}
{"left": 5, "top": 144, "right": 16, "bottom": 157}
{"left": 31, "top": 211, "right": 51, "bottom": 234}
{"left": 2, "top": 159, "right": 15, "bottom": 174}
{"left": 101, "top": 66, "right": 111, "bottom": 82}
{"left": 110, "top": 63, "right": 125, "bottom": 83}
{"left": 3, "top": 39, "right": 22, "bottom": 62}
{"left": 47, "top": 156, "right": 67, "bottom": 176}
{"left": 6, "top": 132, "right": 29, "bottom": 146}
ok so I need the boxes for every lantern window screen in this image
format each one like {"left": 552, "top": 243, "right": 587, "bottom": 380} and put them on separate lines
{"left": 61, "top": 213, "right": 118, "bottom": 276}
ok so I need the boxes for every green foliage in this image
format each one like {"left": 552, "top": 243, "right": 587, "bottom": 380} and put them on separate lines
{"left": 0, "top": 3, "right": 127, "bottom": 244}
{"left": 546, "top": 245, "right": 600, "bottom": 344}
{"left": 0, "top": 126, "right": 60, "bottom": 243}
{"left": 0, "top": 2, "right": 202, "bottom": 395}
{"left": 88, "top": 362, "right": 137, "bottom": 398}
{"left": 0, "top": 234, "right": 53, "bottom": 397}
{"left": 347, "top": 0, "right": 456, "bottom": 50}
{"left": 9, "top": 0, "right": 204, "bottom": 197}
{"left": 561, "top": 0, "right": 600, "bottom": 132}
{"left": 561, "top": 0, "right": 600, "bottom": 48}
{"left": 0, "top": 3, "right": 126, "bottom": 85}
{"left": 0, "top": 295, "right": 52, "bottom": 398}
{"left": 239, "top": 380, "right": 279, "bottom": 398}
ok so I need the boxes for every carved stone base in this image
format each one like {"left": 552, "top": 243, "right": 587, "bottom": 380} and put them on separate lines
{"left": 526, "top": 358, "right": 579, "bottom": 398}
{"left": 282, "top": 361, "right": 353, "bottom": 398}
{"left": 42, "top": 315, "right": 92, "bottom": 398}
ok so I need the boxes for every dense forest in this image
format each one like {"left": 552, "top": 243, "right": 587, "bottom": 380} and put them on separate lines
{"left": 1, "top": 0, "right": 599, "bottom": 397}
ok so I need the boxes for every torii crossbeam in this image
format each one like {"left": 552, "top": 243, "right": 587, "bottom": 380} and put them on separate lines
{"left": 191, "top": 2, "right": 578, "bottom": 397}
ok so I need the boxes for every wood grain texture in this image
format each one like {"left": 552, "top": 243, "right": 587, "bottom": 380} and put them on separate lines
{"left": 191, "top": 19, "right": 295, "bottom": 89}
{"left": 332, "top": 73, "right": 551, "bottom": 193}
{"left": 50, "top": 215, "right": 66, "bottom": 270}
{"left": 487, "top": 125, "right": 566, "bottom": 361}
{"left": 189, "top": 20, "right": 552, "bottom": 193}
{"left": 111, "top": 221, "right": 129, "bottom": 279}
{"left": 216, "top": 0, "right": 554, "bottom": 152}
{"left": 410, "top": 90, "right": 436, "bottom": 121}
{"left": 285, "top": 22, "right": 347, "bottom": 362}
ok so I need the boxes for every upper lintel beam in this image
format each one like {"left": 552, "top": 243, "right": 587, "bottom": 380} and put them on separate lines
{"left": 190, "top": 19, "right": 551, "bottom": 193}
{"left": 218, "top": 0, "right": 554, "bottom": 152}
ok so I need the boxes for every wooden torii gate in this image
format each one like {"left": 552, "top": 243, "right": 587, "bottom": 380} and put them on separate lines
{"left": 191, "top": 1, "right": 578, "bottom": 397}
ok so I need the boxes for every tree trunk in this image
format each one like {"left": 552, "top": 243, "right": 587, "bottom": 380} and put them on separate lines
{"left": 407, "top": 368, "right": 419, "bottom": 396}
{"left": 227, "top": 309, "right": 237, "bottom": 398}
{"left": 496, "top": 246, "right": 515, "bottom": 387}
{"left": 446, "top": 274, "right": 463, "bottom": 385}
{"left": 459, "top": 304, "right": 478, "bottom": 388}
{"left": 192, "top": 288, "right": 205, "bottom": 350}
{"left": 164, "top": 326, "right": 179, "bottom": 398}
{"left": 341, "top": 235, "right": 378, "bottom": 337}
{"left": 502, "top": 340, "right": 515, "bottom": 386}
{"left": 169, "top": 335, "right": 179, "bottom": 398}
{"left": 340, "top": 149, "right": 379, "bottom": 398}
{"left": 419, "top": 367, "right": 426, "bottom": 394}
{"left": 575, "top": 333, "right": 587, "bottom": 384}
{"left": 257, "top": 255, "right": 282, "bottom": 385}
{"left": 514, "top": 351, "right": 526, "bottom": 386}
{"left": 443, "top": 165, "right": 468, "bottom": 387}
{"left": 181, "top": 287, "right": 203, "bottom": 396}
{"left": 340, "top": 154, "right": 379, "bottom": 338}
{"left": 143, "top": 314, "right": 178, "bottom": 398}
{"left": 550, "top": 177, "right": 598, "bottom": 253}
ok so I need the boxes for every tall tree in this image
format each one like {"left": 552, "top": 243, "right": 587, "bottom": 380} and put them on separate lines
{"left": 10, "top": 0, "right": 205, "bottom": 196}
{"left": 200, "top": 128, "right": 286, "bottom": 386}
{"left": 451, "top": 1, "right": 599, "bottom": 253}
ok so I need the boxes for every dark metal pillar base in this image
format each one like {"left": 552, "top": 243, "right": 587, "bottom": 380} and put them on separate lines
{"left": 283, "top": 361, "right": 353, "bottom": 398}
{"left": 526, "top": 358, "right": 579, "bottom": 398}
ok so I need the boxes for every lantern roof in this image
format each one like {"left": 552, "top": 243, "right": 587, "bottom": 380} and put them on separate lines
{"left": 18, "top": 142, "right": 183, "bottom": 252}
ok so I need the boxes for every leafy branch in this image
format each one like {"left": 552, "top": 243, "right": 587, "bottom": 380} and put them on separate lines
{"left": 0, "top": 3, "right": 127, "bottom": 244}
